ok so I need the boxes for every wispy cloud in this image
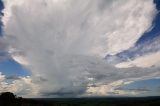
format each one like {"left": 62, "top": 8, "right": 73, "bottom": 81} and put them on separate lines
{"left": 106, "top": 35, "right": 160, "bottom": 68}
{"left": 116, "top": 51, "right": 160, "bottom": 68}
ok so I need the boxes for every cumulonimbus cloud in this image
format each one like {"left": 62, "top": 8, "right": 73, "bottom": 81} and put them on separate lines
{"left": 1, "top": 0, "right": 160, "bottom": 97}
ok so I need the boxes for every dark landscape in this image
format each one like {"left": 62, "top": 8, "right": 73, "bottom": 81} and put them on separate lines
{"left": 0, "top": 92, "right": 160, "bottom": 106}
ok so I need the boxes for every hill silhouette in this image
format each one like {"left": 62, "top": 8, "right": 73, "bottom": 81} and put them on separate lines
{"left": 0, "top": 92, "right": 16, "bottom": 100}
{"left": 0, "top": 92, "right": 23, "bottom": 106}
{"left": 0, "top": 92, "right": 160, "bottom": 106}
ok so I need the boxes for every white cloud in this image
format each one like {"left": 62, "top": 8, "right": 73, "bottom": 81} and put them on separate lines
{"left": 86, "top": 80, "right": 128, "bottom": 96}
{"left": 0, "top": 73, "right": 39, "bottom": 97}
{"left": 122, "top": 36, "right": 160, "bottom": 68}
{"left": 116, "top": 51, "right": 160, "bottom": 68}
{"left": 3, "top": 0, "right": 157, "bottom": 56}
{"left": 8, "top": 48, "right": 29, "bottom": 65}
{"left": 86, "top": 77, "right": 157, "bottom": 96}
{"left": 1, "top": 0, "right": 159, "bottom": 97}
{"left": 106, "top": 35, "right": 160, "bottom": 67}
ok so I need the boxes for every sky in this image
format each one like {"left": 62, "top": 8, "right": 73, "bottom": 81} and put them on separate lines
{"left": 0, "top": 0, "right": 160, "bottom": 98}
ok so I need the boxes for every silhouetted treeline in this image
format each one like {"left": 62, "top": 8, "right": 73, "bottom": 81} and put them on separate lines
{"left": 0, "top": 92, "right": 43, "bottom": 106}
{"left": 0, "top": 92, "right": 160, "bottom": 106}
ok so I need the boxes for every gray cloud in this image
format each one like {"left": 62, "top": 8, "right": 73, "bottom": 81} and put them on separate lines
{"left": 0, "top": 37, "right": 10, "bottom": 62}
{"left": 5, "top": 75, "right": 20, "bottom": 80}
{"left": 41, "top": 88, "right": 86, "bottom": 97}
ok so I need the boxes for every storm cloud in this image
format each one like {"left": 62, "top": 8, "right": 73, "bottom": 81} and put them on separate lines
{"left": 1, "top": 0, "right": 160, "bottom": 97}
